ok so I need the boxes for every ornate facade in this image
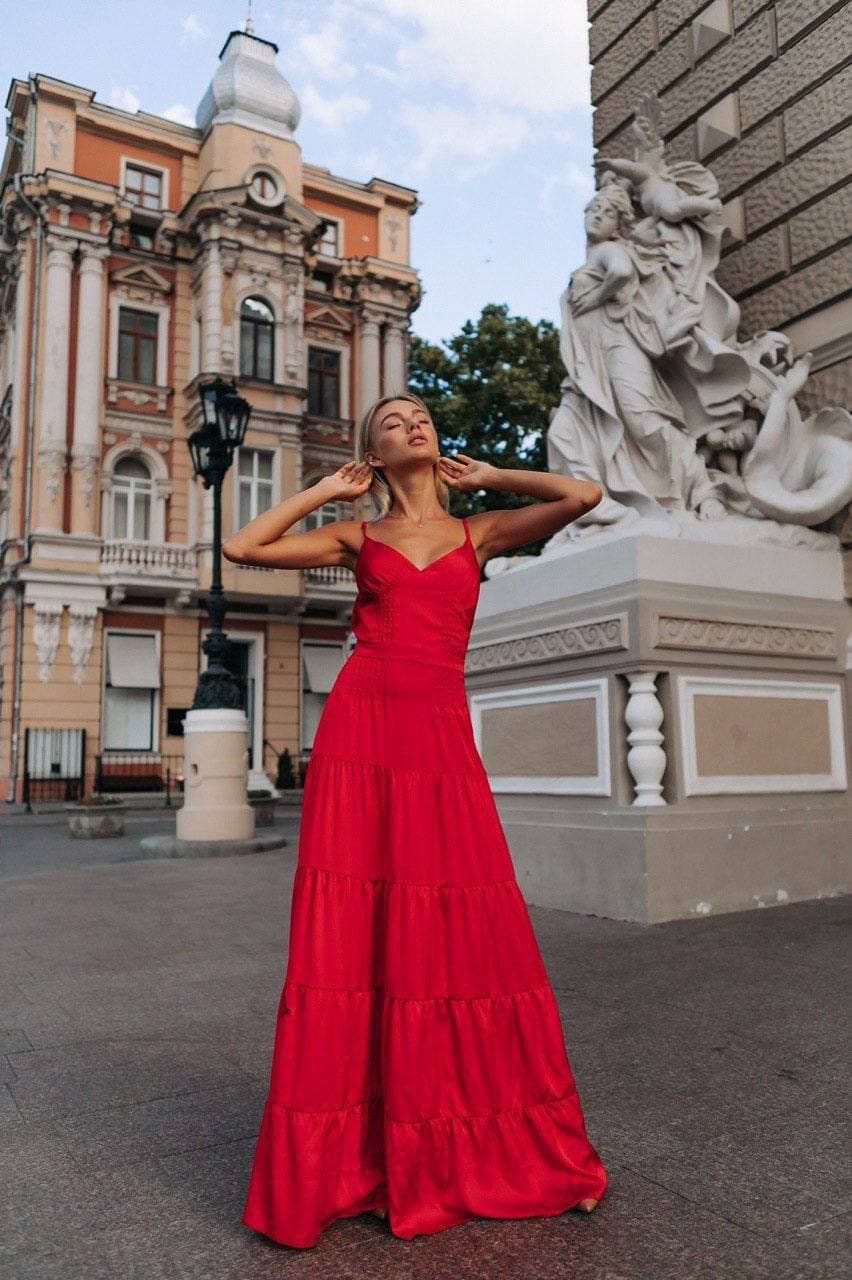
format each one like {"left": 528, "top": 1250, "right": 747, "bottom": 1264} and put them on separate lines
{"left": 587, "top": 0, "right": 850, "bottom": 416}
{"left": 0, "top": 28, "right": 421, "bottom": 801}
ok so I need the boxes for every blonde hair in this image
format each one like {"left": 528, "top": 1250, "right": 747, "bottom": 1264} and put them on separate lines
{"left": 355, "top": 392, "right": 451, "bottom": 517}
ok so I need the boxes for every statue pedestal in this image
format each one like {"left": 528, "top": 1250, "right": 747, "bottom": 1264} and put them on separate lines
{"left": 468, "top": 533, "right": 850, "bottom": 924}
{"left": 176, "top": 708, "right": 255, "bottom": 842}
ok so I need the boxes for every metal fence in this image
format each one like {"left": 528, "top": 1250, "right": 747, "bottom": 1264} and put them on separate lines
{"left": 94, "top": 753, "right": 184, "bottom": 805}
{"left": 23, "top": 727, "right": 86, "bottom": 806}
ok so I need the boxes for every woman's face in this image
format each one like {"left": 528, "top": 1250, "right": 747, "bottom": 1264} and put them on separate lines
{"left": 366, "top": 399, "right": 438, "bottom": 471}
{"left": 584, "top": 195, "right": 619, "bottom": 243}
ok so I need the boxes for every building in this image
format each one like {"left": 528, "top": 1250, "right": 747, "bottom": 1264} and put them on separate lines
{"left": 0, "top": 27, "right": 421, "bottom": 803}
{"left": 587, "top": 0, "right": 850, "bottom": 414}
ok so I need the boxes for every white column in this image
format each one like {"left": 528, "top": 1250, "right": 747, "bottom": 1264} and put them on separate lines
{"left": 35, "top": 233, "right": 76, "bottom": 532}
{"left": 358, "top": 307, "right": 382, "bottom": 416}
{"left": 624, "top": 670, "right": 667, "bottom": 806}
{"left": 70, "top": 244, "right": 109, "bottom": 534}
{"left": 382, "top": 319, "right": 407, "bottom": 396}
{"left": 200, "top": 232, "right": 223, "bottom": 373}
{"left": 9, "top": 234, "right": 33, "bottom": 454}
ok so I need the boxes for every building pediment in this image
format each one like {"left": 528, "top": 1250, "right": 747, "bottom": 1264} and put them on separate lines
{"left": 110, "top": 262, "right": 173, "bottom": 296}
{"left": 305, "top": 303, "right": 352, "bottom": 333}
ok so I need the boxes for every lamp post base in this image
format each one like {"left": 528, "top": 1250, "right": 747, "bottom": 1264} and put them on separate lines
{"left": 176, "top": 708, "right": 255, "bottom": 842}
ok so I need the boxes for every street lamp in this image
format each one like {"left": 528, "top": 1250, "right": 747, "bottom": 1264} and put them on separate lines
{"left": 187, "top": 375, "right": 251, "bottom": 710}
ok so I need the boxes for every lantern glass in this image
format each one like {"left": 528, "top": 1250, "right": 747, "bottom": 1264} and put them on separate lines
{"left": 188, "top": 425, "right": 217, "bottom": 480}
{"left": 221, "top": 392, "right": 251, "bottom": 447}
{"left": 199, "top": 379, "right": 224, "bottom": 431}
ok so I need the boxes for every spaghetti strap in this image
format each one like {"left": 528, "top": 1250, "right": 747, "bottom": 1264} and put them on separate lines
{"left": 461, "top": 516, "right": 471, "bottom": 544}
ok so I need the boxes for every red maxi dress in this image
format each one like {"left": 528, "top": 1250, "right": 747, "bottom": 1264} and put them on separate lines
{"left": 242, "top": 516, "right": 608, "bottom": 1247}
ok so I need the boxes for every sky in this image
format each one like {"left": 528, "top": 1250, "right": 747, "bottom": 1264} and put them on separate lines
{"left": 1, "top": 0, "right": 596, "bottom": 345}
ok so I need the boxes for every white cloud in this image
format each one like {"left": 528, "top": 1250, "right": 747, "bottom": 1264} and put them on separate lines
{"left": 160, "top": 102, "right": 197, "bottom": 127}
{"left": 357, "top": 0, "right": 591, "bottom": 114}
{"left": 108, "top": 85, "right": 141, "bottom": 113}
{"left": 180, "top": 14, "right": 210, "bottom": 41}
{"left": 401, "top": 102, "right": 529, "bottom": 179}
{"left": 296, "top": 20, "right": 356, "bottom": 81}
{"left": 301, "top": 84, "right": 371, "bottom": 133}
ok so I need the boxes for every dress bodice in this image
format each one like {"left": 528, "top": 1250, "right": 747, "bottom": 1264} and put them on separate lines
{"left": 350, "top": 517, "right": 481, "bottom": 671}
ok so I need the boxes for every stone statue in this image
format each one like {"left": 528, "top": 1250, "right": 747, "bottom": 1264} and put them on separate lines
{"left": 492, "top": 96, "right": 851, "bottom": 572}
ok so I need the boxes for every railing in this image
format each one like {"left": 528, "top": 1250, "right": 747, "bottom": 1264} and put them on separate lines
{"left": 303, "top": 563, "right": 356, "bottom": 588}
{"left": 263, "top": 737, "right": 308, "bottom": 789}
{"left": 94, "top": 752, "right": 184, "bottom": 805}
{"left": 100, "top": 540, "right": 197, "bottom": 577}
{"left": 23, "top": 727, "right": 86, "bottom": 809}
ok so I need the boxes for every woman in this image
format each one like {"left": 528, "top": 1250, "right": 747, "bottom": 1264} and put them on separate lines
{"left": 224, "top": 392, "right": 609, "bottom": 1247}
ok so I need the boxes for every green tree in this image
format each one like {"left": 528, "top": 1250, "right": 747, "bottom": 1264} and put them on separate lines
{"left": 409, "top": 303, "right": 564, "bottom": 538}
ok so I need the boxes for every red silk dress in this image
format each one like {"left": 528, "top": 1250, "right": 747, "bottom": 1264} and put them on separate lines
{"left": 242, "top": 517, "right": 608, "bottom": 1247}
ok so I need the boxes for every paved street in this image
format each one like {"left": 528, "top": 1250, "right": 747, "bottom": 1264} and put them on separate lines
{"left": 0, "top": 805, "right": 847, "bottom": 1280}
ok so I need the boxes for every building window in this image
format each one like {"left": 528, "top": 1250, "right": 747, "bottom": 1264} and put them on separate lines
{"left": 240, "top": 296, "right": 274, "bottom": 381}
{"left": 112, "top": 456, "right": 152, "bottom": 541}
{"left": 318, "top": 219, "right": 341, "bottom": 257}
{"left": 237, "top": 448, "right": 274, "bottom": 529}
{"left": 129, "top": 224, "right": 155, "bottom": 251}
{"left": 304, "top": 498, "right": 344, "bottom": 530}
{"left": 308, "top": 347, "right": 341, "bottom": 418}
{"left": 117, "top": 306, "right": 158, "bottom": 384}
{"left": 310, "top": 270, "right": 334, "bottom": 294}
{"left": 103, "top": 632, "right": 159, "bottom": 752}
{"left": 124, "top": 165, "right": 163, "bottom": 212}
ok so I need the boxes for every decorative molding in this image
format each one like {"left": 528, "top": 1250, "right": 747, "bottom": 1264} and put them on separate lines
{"left": 655, "top": 615, "right": 837, "bottom": 659}
{"left": 466, "top": 614, "right": 628, "bottom": 672}
{"left": 67, "top": 603, "right": 98, "bottom": 684}
{"left": 69, "top": 444, "right": 100, "bottom": 510}
{"left": 105, "top": 379, "right": 171, "bottom": 412}
{"left": 469, "top": 677, "right": 612, "bottom": 796}
{"left": 305, "top": 302, "right": 353, "bottom": 333}
{"left": 624, "top": 670, "right": 666, "bottom": 807}
{"left": 109, "top": 261, "right": 173, "bottom": 299}
{"left": 33, "top": 601, "right": 63, "bottom": 682}
{"left": 37, "top": 443, "right": 66, "bottom": 506}
{"left": 676, "top": 674, "right": 848, "bottom": 796}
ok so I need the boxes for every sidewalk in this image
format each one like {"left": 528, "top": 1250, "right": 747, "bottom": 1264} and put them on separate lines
{"left": 0, "top": 816, "right": 846, "bottom": 1279}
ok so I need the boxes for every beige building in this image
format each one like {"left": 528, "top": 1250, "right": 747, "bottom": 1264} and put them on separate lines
{"left": 588, "top": 0, "right": 850, "bottom": 413}
{"left": 0, "top": 28, "right": 421, "bottom": 803}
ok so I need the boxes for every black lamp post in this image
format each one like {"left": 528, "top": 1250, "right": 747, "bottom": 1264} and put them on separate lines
{"left": 187, "top": 375, "right": 252, "bottom": 710}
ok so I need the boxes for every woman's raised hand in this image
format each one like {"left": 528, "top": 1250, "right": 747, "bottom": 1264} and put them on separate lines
{"left": 322, "top": 460, "right": 374, "bottom": 502}
{"left": 438, "top": 453, "right": 495, "bottom": 492}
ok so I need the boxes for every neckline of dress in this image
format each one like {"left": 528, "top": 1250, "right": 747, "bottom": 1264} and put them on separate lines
{"left": 361, "top": 518, "right": 471, "bottom": 574}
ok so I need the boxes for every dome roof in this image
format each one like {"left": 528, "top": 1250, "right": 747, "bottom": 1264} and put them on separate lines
{"left": 196, "top": 30, "right": 301, "bottom": 139}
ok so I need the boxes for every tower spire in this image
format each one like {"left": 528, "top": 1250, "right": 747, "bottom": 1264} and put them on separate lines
{"left": 244, "top": 0, "right": 254, "bottom": 36}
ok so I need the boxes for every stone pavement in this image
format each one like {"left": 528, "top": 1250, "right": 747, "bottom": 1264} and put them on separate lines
{"left": 0, "top": 806, "right": 847, "bottom": 1280}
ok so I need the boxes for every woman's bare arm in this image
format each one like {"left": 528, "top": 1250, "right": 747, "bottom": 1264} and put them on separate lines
{"left": 439, "top": 455, "right": 602, "bottom": 561}
{"left": 222, "top": 461, "right": 372, "bottom": 569}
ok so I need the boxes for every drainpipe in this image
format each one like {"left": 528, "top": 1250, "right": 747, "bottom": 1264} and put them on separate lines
{"left": 1, "top": 76, "right": 44, "bottom": 802}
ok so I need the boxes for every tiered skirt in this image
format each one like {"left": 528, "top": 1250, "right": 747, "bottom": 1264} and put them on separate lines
{"left": 242, "top": 647, "right": 608, "bottom": 1246}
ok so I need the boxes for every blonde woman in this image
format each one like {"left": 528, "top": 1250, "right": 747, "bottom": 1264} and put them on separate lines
{"left": 227, "top": 392, "right": 608, "bottom": 1247}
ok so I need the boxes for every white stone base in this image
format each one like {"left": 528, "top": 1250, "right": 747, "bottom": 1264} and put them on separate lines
{"left": 175, "top": 708, "right": 255, "bottom": 842}
{"left": 468, "top": 533, "right": 850, "bottom": 924}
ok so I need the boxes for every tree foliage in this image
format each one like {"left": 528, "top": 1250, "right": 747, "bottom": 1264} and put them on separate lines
{"left": 408, "top": 303, "right": 564, "bottom": 518}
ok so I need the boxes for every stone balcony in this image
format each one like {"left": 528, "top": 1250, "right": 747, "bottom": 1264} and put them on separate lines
{"left": 100, "top": 539, "right": 198, "bottom": 604}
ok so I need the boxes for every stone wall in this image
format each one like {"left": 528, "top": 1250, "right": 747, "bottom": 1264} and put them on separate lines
{"left": 588, "top": 0, "right": 851, "bottom": 413}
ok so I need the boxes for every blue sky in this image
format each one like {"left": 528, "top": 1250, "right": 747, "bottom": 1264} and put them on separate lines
{"left": 2, "top": 0, "right": 595, "bottom": 345}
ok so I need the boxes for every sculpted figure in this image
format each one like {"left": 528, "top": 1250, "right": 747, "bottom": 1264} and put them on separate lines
{"left": 534, "top": 95, "right": 852, "bottom": 559}
{"left": 549, "top": 176, "right": 727, "bottom": 528}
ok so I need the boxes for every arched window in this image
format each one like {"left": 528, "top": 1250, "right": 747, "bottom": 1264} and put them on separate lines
{"left": 240, "top": 296, "right": 274, "bottom": 381}
{"left": 112, "top": 456, "right": 152, "bottom": 541}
